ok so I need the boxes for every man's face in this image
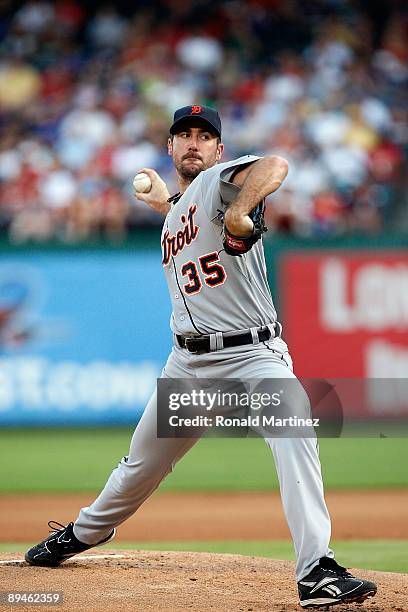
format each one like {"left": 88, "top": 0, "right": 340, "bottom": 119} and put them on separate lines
{"left": 168, "top": 125, "right": 224, "bottom": 182}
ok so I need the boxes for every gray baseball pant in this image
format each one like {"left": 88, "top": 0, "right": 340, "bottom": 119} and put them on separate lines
{"left": 74, "top": 337, "right": 333, "bottom": 580}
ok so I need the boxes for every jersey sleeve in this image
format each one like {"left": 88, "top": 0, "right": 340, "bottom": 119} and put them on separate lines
{"left": 219, "top": 154, "right": 260, "bottom": 205}
{"left": 200, "top": 154, "right": 261, "bottom": 220}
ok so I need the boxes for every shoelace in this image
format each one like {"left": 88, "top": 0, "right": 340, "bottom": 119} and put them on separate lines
{"left": 320, "top": 557, "right": 353, "bottom": 578}
{"left": 48, "top": 520, "right": 68, "bottom": 533}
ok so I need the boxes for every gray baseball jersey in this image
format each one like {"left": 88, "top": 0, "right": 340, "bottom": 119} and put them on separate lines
{"left": 161, "top": 155, "right": 277, "bottom": 335}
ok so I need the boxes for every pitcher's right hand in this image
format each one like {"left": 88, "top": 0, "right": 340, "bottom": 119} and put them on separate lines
{"left": 133, "top": 168, "right": 171, "bottom": 216}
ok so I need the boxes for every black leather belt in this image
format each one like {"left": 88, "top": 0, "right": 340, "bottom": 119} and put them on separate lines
{"left": 176, "top": 323, "right": 279, "bottom": 354}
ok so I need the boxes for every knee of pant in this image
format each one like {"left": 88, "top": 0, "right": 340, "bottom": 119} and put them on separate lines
{"left": 113, "top": 457, "right": 165, "bottom": 492}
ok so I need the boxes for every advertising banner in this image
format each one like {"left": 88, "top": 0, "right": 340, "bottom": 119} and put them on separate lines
{"left": 281, "top": 251, "right": 408, "bottom": 380}
{"left": 0, "top": 251, "right": 171, "bottom": 425}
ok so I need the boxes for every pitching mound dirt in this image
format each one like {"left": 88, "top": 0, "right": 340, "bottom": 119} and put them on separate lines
{"left": 1, "top": 551, "right": 407, "bottom": 611}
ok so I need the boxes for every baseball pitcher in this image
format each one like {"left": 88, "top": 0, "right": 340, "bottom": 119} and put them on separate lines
{"left": 25, "top": 106, "right": 377, "bottom": 609}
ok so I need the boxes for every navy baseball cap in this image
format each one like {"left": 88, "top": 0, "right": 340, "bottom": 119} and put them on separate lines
{"left": 170, "top": 105, "right": 222, "bottom": 138}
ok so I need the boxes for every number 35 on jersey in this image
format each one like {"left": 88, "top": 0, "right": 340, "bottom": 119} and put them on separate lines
{"left": 161, "top": 203, "right": 227, "bottom": 296}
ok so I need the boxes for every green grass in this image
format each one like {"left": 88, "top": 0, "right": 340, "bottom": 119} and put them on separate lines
{"left": 1, "top": 540, "right": 406, "bottom": 574}
{"left": 0, "top": 428, "right": 407, "bottom": 493}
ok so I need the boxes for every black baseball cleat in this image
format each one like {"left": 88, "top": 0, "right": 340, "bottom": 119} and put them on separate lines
{"left": 25, "top": 521, "right": 116, "bottom": 567}
{"left": 298, "top": 556, "right": 377, "bottom": 608}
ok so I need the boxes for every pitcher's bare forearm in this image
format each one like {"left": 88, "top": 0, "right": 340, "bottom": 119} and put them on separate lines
{"left": 225, "top": 156, "right": 288, "bottom": 237}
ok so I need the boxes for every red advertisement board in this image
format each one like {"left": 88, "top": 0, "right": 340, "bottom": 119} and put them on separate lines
{"left": 281, "top": 252, "right": 408, "bottom": 378}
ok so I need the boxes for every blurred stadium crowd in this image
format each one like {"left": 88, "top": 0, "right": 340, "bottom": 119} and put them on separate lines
{"left": 0, "top": 0, "right": 406, "bottom": 242}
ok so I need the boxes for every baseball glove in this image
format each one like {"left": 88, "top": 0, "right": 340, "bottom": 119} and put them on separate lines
{"left": 223, "top": 201, "right": 267, "bottom": 256}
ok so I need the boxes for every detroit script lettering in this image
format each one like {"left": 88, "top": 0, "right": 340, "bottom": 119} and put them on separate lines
{"left": 162, "top": 204, "right": 200, "bottom": 265}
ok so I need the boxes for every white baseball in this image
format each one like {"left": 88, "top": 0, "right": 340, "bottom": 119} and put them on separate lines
{"left": 133, "top": 172, "right": 152, "bottom": 193}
